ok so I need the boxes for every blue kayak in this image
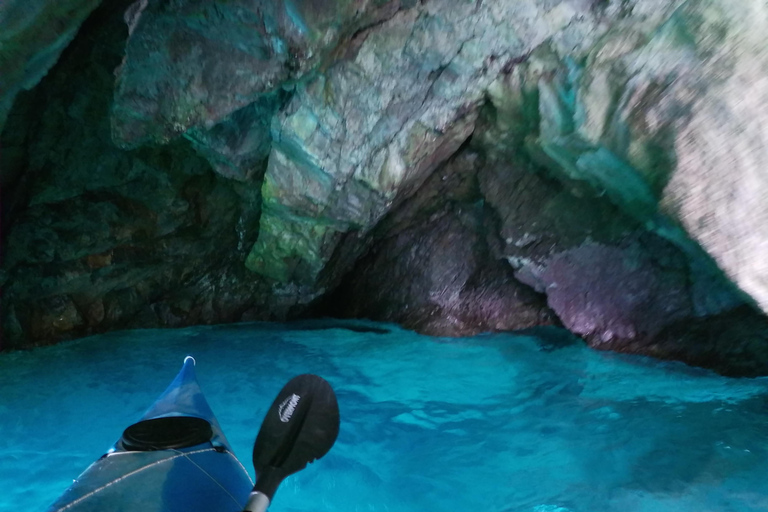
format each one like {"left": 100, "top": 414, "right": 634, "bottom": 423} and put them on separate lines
{"left": 46, "top": 357, "right": 253, "bottom": 512}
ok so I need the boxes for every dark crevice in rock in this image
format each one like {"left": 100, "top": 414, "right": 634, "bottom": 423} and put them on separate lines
{"left": 324, "top": 0, "right": 411, "bottom": 67}
{"left": 0, "top": 0, "right": 105, "bottom": 132}
{"left": 515, "top": 325, "right": 585, "bottom": 352}
{"left": 311, "top": 132, "right": 487, "bottom": 295}
{"left": 312, "top": 143, "right": 558, "bottom": 336}
{"left": 2, "top": 0, "right": 135, "bottom": 248}
{"left": 626, "top": 304, "right": 768, "bottom": 378}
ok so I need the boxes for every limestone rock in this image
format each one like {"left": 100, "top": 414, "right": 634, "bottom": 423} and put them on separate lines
{"left": 510, "top": 0, "right": 768, "bottom": 315}
{"left": 320, "top": 149, "right": 556, "bottom": 335}
{"left": 3, "top": 0, "right": 768, "bottom": 376}
{"left": 246, "top": 0, "right": 601, "bottom": 288}
{"left": 541, "top": 241, "right": 691, "bottom": 344}
{"left": 658, "top": 1, "right": 768, "bottom": 316}
{"left": 0, "top": 1, "right": 273, "bottom": 349}
{"left": 111, "top": 0, "right": 405, "bottom": 148}
{"left": 183, "top": 92, "right": 287, "bottom": 181}
{"left": 0, "top": 0, "right": 102, "bottom": 134}
{"left": 467, "top": 1, "right": 768, "bottom": 372}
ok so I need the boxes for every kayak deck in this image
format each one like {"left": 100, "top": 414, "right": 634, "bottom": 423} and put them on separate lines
{"left": 48, "top": 445, "right": 252, "bottom": 512}
{"left": 47, "top": 357, "right": 253, "bottom": 512}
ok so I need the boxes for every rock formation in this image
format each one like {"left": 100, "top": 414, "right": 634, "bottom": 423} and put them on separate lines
{"left": 2, "top": 0, "right": 768, "bottom": 376}
{"left": 0, "top": 0, "right": 103, "bottom": 131}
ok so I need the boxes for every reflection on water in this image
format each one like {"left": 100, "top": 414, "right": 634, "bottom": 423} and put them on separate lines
{"left": 1, "top": 321, "right": 766, "bottom": 511}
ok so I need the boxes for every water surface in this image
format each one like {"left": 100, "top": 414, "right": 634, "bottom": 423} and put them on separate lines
{"left": 1, "top": 321, "right": 767, "bottom": 511}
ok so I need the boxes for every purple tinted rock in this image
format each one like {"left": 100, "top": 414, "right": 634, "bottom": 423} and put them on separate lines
{"left": 319, "top": 149, "right": 556, "bottom": 336}
{"left": 326, "top": 204, "right": 556, "bottom": 336}
{"left": 541, "top": 242, "right": 692, "bottom": 345}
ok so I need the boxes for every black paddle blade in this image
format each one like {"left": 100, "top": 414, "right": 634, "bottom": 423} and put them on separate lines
{"left": 252, "top": 374, "right": 340, "bottom": 500}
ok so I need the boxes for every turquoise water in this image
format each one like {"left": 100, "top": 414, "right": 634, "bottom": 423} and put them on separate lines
{"left": 1, "top": 321, "right": 767, "bottom": 512}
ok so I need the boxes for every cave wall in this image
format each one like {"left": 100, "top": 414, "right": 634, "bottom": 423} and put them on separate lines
{"left": 2, "top": 0, "right": 768, "bottom": 375}
{"left": 318, "top": 147, "right": 558, "bottom": 336}
{"left": 1, "top": 1, "right": 276, "bottom": 347}
{"left": 0, "top": 0, "right": 103, "bottom": 132}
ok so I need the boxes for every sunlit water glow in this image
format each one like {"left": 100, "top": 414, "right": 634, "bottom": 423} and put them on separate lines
{"left": 1, "top": 321, "right": 767, "bottom": 512}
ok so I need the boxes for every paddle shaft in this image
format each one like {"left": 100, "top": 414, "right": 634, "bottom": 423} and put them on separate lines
{"left": 243, "top": 491, "right": 270, "bottom": 512}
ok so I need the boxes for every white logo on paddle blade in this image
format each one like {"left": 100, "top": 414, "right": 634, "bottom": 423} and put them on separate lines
{"left": 278, "top": 394, "right": 301, "bottom": 423}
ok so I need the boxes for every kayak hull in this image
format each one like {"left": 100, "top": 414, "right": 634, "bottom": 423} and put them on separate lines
{"left": 48, "top": 446, "right": 252, "bottom": 512}
{"left": 47, "top": 357, "right": 253, "bottom": 512}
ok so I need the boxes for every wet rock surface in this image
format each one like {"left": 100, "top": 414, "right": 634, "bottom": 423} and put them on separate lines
{"left": 650, "top": 306, "right": 768, "bottom": 378}
{"left": 470, "top": 62, "right": 768, "bottom": 373}
{"left": 111, "top": 0, "right": 405, "bottom": 148}
{"left": 0, "top": 0, "right": 102, "bottom": 133}
{"left": 317, "top": 149, "right": 557, "bottom": 336}
{"left": 2, "top": 0, "right": 768, "bottom": 375}
{"left": 1, "top": 1, "right": 274, "bottom": 348}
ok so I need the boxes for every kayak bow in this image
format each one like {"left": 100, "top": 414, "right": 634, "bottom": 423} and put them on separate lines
{"left": 47, "top": 357, "right": 340, "bottom": 512}
{"left": 47, "top": 356, "right": 253, "bottom": 512}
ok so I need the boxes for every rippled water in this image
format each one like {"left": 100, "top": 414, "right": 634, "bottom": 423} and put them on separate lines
{"left": 1, "top": 321, "right": 767, "bottom": 512}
